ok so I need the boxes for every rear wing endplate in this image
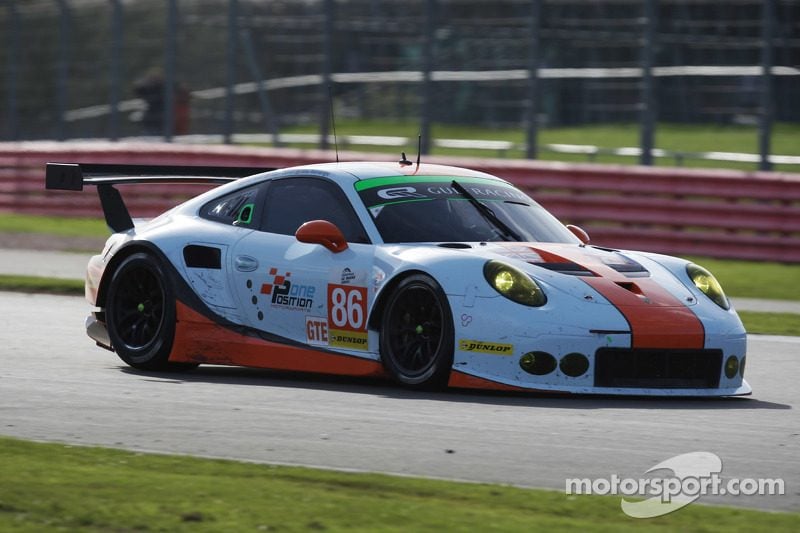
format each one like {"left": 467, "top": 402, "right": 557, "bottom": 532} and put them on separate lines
{"left": 45, "top": 162, "right": 274, "bottom": 233}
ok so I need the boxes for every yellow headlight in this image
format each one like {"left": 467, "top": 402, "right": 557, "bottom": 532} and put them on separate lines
{"left": 687, "top": 263, "right": 729, "bottom": 310}
{"left": 484, "top": 260, "right": 546, "bottom": 307}
{"left": 494, "top": 270, "right": 515, "bottom": 292}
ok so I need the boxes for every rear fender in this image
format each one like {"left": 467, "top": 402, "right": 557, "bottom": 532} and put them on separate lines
{"left": 95, "top": 242, "right": 173, "bottom": 310}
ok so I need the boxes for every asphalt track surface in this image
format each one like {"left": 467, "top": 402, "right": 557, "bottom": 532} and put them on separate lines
{"left": 2, "top": 292, "right": 798, "bottom": 513}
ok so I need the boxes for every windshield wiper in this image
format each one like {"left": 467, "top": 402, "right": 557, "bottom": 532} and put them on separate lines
{"left": 451, "top": 180, "right": 521, "bottom": 241}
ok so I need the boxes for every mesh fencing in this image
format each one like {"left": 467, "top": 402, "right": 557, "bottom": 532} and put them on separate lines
{"left": 2, "top": 0, "right": 798, "bottom": 157}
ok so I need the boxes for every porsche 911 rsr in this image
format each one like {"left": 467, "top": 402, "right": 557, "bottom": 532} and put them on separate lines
{"left": 45, "top": 160, "right": 749, "bottom": 396}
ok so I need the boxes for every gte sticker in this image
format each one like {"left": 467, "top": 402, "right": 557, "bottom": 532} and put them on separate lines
{"left": 328, "top": 284, "right": 368, "bottom": 350}
{"left": 261, "top": 268, "right": 315, "bottom": 310}
{"left": 458, "top": 339, "right": 514, "bottom": 355}
{"left": 305, "top": 316, "right": 329, "bottom": 346}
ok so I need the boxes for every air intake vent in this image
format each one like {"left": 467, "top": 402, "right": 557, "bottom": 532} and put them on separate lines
{"left": 595, "top": 348, "right": 722, "bottom": 389}
{"left": 437, "top": 243, "right": 472, "bottom": 249}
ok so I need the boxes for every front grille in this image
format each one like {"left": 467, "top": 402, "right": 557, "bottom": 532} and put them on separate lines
{"left": 594, "top": 348, "right": 723, "bottom": 389}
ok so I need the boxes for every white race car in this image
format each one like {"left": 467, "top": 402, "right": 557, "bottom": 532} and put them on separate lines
{"left": 46, "top": 159, "right": 749, "bottom": 396}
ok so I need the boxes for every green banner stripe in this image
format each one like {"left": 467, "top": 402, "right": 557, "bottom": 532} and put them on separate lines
{"left": 368, "top": 197, "right": 507, "bottom": 209}
{"left": 354, "top": 175, "right": 505, "bottom": 192}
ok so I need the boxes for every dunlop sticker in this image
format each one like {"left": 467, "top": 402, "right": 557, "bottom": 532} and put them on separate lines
{"left": 458, "top": 339, "right": 514, "bottom": 355}
{"left": 329, "top": 329, "right": 368, "bottom": 350}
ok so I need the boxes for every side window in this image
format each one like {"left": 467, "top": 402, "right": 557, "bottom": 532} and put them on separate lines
{"left": 261, "top": 177, "right": 369, "bottom": 244}
{"left": 200, "top": 184, "right": 261, "bottom": 226}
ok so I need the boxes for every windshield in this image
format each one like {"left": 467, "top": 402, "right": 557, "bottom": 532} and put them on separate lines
{"left": 355, "top": 176, "right": 580, "bottom": 244}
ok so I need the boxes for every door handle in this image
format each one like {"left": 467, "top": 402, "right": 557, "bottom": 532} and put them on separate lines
{"left": 234, "top": 255, "right": 259, "bottom": 272}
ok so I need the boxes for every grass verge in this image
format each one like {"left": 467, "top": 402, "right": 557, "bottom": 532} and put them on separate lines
{"left": 737, "top": 312, "right": 800, "bottom": 337}
{"left": 0, "top": 213, "right": 108, "bottom": 238}
{"left": 686, "top": 257, "right": 800, "bottom": 302}
{"left": 0, "top": 275, "right": 84, "bottom": 296}
{"left": 0, "top": 436, "right": 796, "bottom": 532}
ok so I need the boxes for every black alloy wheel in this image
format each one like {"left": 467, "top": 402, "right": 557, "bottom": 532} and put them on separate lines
{"left": 106, "top": 252, "right": 178, "bottom": 370}
{"left": 379, "top": 274, "right": 454, "bottom": 388}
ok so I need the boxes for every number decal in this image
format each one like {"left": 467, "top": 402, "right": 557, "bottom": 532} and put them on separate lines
{"left": 347, "top": 288, "right": 364, "bottom": 329}
{"left": 330, "top": 287, "right": 348, "bottom": 328}
{"left": 327, "top": 284, "right": 368, "bottom": 350}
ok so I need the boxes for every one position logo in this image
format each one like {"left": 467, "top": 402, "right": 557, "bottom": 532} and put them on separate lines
{"left": 261, "top": 268, "right": 315, "bottom": 310}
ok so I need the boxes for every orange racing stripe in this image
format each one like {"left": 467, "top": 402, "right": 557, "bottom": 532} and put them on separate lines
{"left": 169, "top": 301, "right": 386, "bottom": 377}
{"left": 581, "top": 277, "right": 705, "bottom": 349}
{"left": 530, "top": 244, "right": 705, "bottom": 349}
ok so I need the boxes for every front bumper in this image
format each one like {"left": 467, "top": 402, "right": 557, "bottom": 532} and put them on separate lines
{"left": 448, "top": 289, "right": 750, "bottom": 397}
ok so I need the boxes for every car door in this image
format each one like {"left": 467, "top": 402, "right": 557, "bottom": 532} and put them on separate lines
{"left": 230, "top": 176, "right": 376, "bottom": 354}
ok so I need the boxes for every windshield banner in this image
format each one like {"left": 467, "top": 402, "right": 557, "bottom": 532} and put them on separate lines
{"left": 356, "top": 176, "right": 531, "bottom": 208}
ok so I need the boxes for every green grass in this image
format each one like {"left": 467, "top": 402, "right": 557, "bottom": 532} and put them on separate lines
{"left": 737, "top": 312, "right": 800, "bottom": 336}
{"left": 0, "top": 213, "right": 108, "bottom": 238}
{"left": 0, "top": 437, "right": 796, "bottom": 532}
{"left": 0, "top": 275, "right": 84, "bottom": 296}
{"left": 687, "top": 257, "right": 800, "bottom": 301}
{"left": 279, "top": 121, "right": 800, "bottom": 172}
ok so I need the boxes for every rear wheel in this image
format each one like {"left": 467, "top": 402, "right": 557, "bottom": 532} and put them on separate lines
{"left": 106, "top": 252, "right": 183, "bottom": 371}
{"left": 379, "top": 274, "right": 454, "bottom": 389}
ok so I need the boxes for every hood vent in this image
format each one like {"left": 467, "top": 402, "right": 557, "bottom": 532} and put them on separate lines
{"left": 605, "top": 260, "right": 650, "bottom": 278}
{"left": 531, "top": 262, "right": 595, "bottom": 277}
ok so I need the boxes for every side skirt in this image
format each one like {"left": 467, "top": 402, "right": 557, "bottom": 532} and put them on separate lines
{"left": 168, "top": 300, "right": 386, "bottom": 377}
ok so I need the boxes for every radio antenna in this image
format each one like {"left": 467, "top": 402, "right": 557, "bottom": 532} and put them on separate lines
{"left": 328, "top": 84, "right": 339, "bottom": 163}
{"left": 416, "top": 134, "right": 422, "bottom": 170}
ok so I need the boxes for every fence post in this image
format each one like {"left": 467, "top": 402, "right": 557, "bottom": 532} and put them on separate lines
{"left": 526, "top": 0, "right": 542, "bottom": 159}
{"left": 419, "top": 0, "right": 435, "bottom": 155}
{"left": 241, "top": 27, "right": 281, "bottom": 146}
{"left": 758, "top": 0, "right": 774, "bottom": 171}
{"left": 639, "top": 0, "right": 656, "bottom": 166}
{"left": 319, "top": 0, "right": 333, "bottom": 150}
{"left": 55, "top": 0, "right": 71, "bottom": 141}
{"left": 108, "top": 0, "right": 123, "bottom": 141}
{"left": 163, "top": 0, "right": 178, "bottom": 142}
{"left": 4, "top": 0, "right": 20, "bottom": 141}
{"left": 223, "top": 0, "right": 238, "bottom": 144}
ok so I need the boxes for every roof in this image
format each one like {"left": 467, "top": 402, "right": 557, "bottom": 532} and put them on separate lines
{"left": 281, "top": 161, "right": 504, "bottom": 183}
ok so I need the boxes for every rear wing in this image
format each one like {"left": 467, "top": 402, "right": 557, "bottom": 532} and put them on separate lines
{"left": 45, "top": 163, "right": 274, "bottom": 233}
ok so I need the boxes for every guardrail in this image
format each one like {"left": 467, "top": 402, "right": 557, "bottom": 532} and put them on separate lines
{"left": 1, "top": 141, "right": 798, "bottom": 263}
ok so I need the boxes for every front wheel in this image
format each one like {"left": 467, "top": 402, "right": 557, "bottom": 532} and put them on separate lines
{"left": 379, "top": 274, "right": 454, "bottom": 389}
{"left": 105, "top": 252, "right": 180, "bottom": 371}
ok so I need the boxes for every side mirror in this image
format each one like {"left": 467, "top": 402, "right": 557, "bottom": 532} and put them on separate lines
{"left": 296, "top": 220, "right": 349, "bottom": 253}
{"left": 566, "top": 224, "right": 590, "bottom": 245}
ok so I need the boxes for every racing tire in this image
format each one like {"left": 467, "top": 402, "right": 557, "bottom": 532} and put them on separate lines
{"left": 106, "top": 252, "right": 187, "bottom": 371}
{"left": 379, "top": 274, "right": 454, "bottom": 389}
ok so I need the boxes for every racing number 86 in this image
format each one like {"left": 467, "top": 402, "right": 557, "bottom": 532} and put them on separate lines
{"left": 328, "top": 285, "right": 366, "bottom": 331}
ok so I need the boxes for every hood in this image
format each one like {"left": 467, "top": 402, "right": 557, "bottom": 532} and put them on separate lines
{"left": 483, "top": 242, "right": 705, "bottom": 350}
{"left": 483, "top": 242, "right": 695, "bottom": 309}
{"left": 484, "top": 242, "right": 648, "bottom": 278}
